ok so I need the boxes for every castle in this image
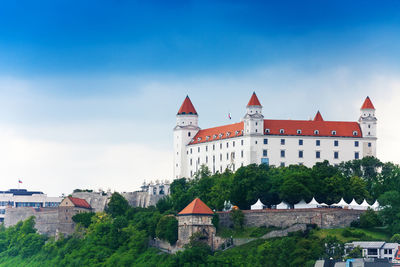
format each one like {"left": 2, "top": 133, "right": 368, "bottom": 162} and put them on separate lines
{"left": 173, "top": 93, "right": 377, "bottom": 178}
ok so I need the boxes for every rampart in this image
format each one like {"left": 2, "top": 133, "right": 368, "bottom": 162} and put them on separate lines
{"left": 218, "top": 208, "right": 364, "bottom": 229}
{"left": 122, "top": 191, "right": 165, "bottom": 208}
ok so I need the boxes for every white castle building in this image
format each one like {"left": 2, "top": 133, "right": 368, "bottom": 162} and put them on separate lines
{"left": 173, "top": 93, "right": 377, "bottom": 179}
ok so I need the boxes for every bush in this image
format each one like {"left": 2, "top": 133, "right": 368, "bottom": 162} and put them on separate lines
{"left": 359, "top": 208, "right": 381, "bottom": 228}
{"left": 156, "top": 215, "right": 178, "bottom": 245}
{"left": 390, "top": 234, "right": 400, "bottom": 243}
{"left": 72, "top": 212, "right": 95, "bottom": 228}
{"left": 230, "top": 209, "right": 245, "bottom": 230}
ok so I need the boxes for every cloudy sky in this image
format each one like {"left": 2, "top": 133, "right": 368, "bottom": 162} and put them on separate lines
{"left": 0, "top": 1, "right": 399, "bottom": 196}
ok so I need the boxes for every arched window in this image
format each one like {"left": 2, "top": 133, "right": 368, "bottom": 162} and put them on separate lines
{"left": 314, "top": 130, "right": 319, "bottom": 135}
{"left": 279, "top": 129, "right": 285, "bottom": 134}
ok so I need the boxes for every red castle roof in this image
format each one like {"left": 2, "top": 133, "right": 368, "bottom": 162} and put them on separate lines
{"left": 177, "top": 96, "right": 197, "bottom": 115}
{"left": 178, "top": 198, "right": 213, "bottom": 216}
{"left": 361, "top": 96, "right": 375, "bottom": 110}
{"left": 247, "top": 92, "right": 262, "bottom": 106}
{"left": 313, "top": 111, "right": 324, "bottom": 121}
{"left": 68, "top": 196, "right": 91, "bottom": 209}
{"left": 190, "top": 119, "right": 361, "bottom": 145}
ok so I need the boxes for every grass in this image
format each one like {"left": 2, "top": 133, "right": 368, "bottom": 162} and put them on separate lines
{"left": 217, "top": 226, "right": 279, "bottom": 238}
{"left": 312, "top": 227, "right": 391, "bottom": 243}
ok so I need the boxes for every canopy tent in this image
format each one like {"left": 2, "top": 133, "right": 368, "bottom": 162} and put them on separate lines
{"left": 349, "top": 199, "right": 361, "bottom": 210}
{"left": 332, "top": 198, "right": 349, "bottom": 208}
{"left": 359, "top": 199, "right": 371, "bottom": 210}
{"left": 306, "top": 197, "right": 320, "bottom": 209}
{"left": 251, "top": 199, "right": 265, "bottom": 210}
{"left": 371, "top": 200, "right": 380, "bottom": 211}
{"left": 276, "top": 201, "right": 290, "bottom": 210}
{"left": 294, "top": 199, "right": 309, "bottom": 209}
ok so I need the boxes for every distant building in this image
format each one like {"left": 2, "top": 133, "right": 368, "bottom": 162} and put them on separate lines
{"left": 122, "top": 180, "right": 170, "bottom": 208}
{"left": 58, "top": 196, "right": 92, "bottom": 236}
{"left": 174, "top": 93, "right": 377, "bottom": 178}
{"left": 0, "top": 189, "right": 62, "bottom": 223}
{"left": 346, "top": 241, "right": 399, "bottom": 261}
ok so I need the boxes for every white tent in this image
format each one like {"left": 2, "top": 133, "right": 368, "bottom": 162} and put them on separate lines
{"left": 276, "top": 201, "right": 290, "bottom": 209}
{"left": 333, "top": 198, "right": 349, "bottom": 208}
{"left": 349, "top": 199, "right": 361, "bottom": 210}
{"left": 371, "top": 200, "right": 380, "bottom": 211}
{"left": 294, "top": 199, "right": 309, "bottom": 209}
{"left": 359, "top": 199, "right": 371, "bottom": 210}
{"left": 306, "top": 197, "right": 320, "bottom": 209}
{"left": 251, "top": 199, "right": 265, "bottom": 210}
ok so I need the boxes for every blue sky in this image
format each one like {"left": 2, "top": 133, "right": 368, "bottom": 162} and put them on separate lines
{"left": 0, "top": 1, "right": 399, "bottom": 196}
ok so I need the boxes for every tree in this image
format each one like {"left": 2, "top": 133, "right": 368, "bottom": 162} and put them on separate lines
{"left": 156, "top": 215, "right": 178, "bottom": 245}
{"left": 106, "top": 192, "right": 130, "bottom": 218}
{"left": 359, "top": 208, "right": 381, "bottom": 228}
{"left": 72, "top": 212, "right": 95, "bottom": 228}
{"left": 230, "top": 209, "right": 244, "bottom": 229}
{"left": 347, "top": 246, "right": 362, "bottom": 259}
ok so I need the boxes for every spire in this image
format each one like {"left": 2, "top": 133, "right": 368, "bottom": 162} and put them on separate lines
{"left": 247, "top": 92, "right": 262, "bottom": 106}
{"left": 361, "top": 96, "right": 375, "bottom": 110}
{"left": 178, "top": 198, "right": 213, "bottom": 215}
{"left": 177, "top": 95, "right": 197, "bottom": 115}
{"left": 313, "top": 111, "right": 324, "bottom": 121}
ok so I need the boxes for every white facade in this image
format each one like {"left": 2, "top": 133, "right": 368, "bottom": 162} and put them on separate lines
{"left": 346, "top": 241, "right": 399, "bottom": 261}
{"left": 173, "top": 94, "right": 377, "bottom": 179}
{"left": 0, "top": 189, "right": 62, "bottom": 222}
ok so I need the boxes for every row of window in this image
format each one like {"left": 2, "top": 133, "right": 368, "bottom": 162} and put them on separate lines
{"left": 266, "top": 128, "right": 359, "bottom": 136}
{"left": 276, "top": 150, "right": 359, "bottom": 160}
{"left": 188, "top": 140, "right": 245, "bottom": 154}
{"left": 190, "top": 151, "right": 244, "bottom": 166}
{"left": 0, "top": 201, "right": 14, "bottom": 206}
{"left": 190, "top": 162, "right": 245, "bottom": 177}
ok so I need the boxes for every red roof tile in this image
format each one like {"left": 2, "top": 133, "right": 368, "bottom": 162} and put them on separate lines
{"left": 68, "top": 196, "right": 91, "bottom": 209}
{"left": 178, "top": 198, "right": 213, "bottom": 215}
{"left": 190, "top": 122, "right": 243, "bottom": 145}
{"left": 313, "top": 111, "right": 324, "bottom": 121}
{"left": 247, "top": 92, "right": 262, "bottom": 106}
{"left": 361, "top": 96, "right": 375, "bottom": 110}
{"left": 177, "top": 96, "right": 197, "bottom": 115}
{"left": 189, "top": 119, "right": 361, "bottom": 145}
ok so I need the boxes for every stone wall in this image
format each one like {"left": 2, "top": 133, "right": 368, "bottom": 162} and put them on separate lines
{"left": 71, "top": 192, "right": 110, "bottom": 212}
{"left": 218, "top": 208, "right": 364, "bottom": 229}
{"left": 122, "top": 191, "right": 165, "bottom": 208}
{"left": 4, "top": 207, "right": 59, "bottom": 236}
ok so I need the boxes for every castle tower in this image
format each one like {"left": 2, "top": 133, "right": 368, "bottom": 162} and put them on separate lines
{"left": 173, "top": 96, "right": 200, "bottom": 179}
{"left": 177, "top": 198, "right": 215, "bottom": 248}
{"left": 243, "top": 92, "right": 264, "bottom": 164}
{"left": 359, "top": 96, "right": 377, "bottom": 156}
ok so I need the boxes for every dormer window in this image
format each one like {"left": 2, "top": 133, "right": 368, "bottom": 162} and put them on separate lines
{"left": 353, "top": 131, "right": 358, "bottom": 136}
{"left": 219, "top": 133, "right": 223, "bottom": 138}
{"left": 265, "top": 129, "right": 270, "bottom": 134}
{"left": 297, "top": 129, "right": 302, "bottom": 134}
{"left": 226, "top": 132, "right": 231, "bottom": 137}
{"left": 197, "top": 137, "right": 201, "bottom": 141}
{"left": 331, "top": 130, "right": 337, "bottom": 135}
{"left": 314, "top": 130, "right": 319, "bottom": 135}
{"left": 241, "top": 130, "right": 244, "bottom": 134}
{"left": 279, "top": 129, "right": 285, "bottom": 134}
{"left": 206, "top": 136, "right": 210, "bottom": 140}
{"left": 213, "top": 134, "right": 217, "bottom": 139}
{"left": 235, "top": 130, "right": 239, "bottom": 135}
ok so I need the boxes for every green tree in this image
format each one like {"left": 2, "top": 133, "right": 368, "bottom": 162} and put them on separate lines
{"left": 230, "top": 209, "right": 244, "bottom": 229}
{"left": 156, "top": 215, "right": 178, "bottom": 245}
{"left": 72, "top": 212, "right": 95, "bottom": 228}
{"left": 106, "top": 192, "right": 130, "bottom": 218}
{"left": 359, "top": 208, "right": 381, "bottom": 228}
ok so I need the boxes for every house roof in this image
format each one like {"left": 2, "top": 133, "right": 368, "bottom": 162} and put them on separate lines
{"left": 189, "top": 119, "right": 361, "bottom": 145}
{"left": 178, "top": 198, "right": 213, "bottom": 216}
{"left": 247, "top": 92, "right": 262, "bottom": 106}
{"left": 313, "top": 111, "right": 324, "bottom": 121}
{"left": 361, "top": 96, "right": 375, "bottom": 110}
{"left": 350, "top": 241, "right": 386, "bottom": 249}
{"left": 68, "top": 196, "right": 91, "bottom": 209}
{"left": 177, "top": 96, "right": 197, "bottom": 115}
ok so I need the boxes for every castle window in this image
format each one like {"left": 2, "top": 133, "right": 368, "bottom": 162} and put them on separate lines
{"left": 241, "top": 150, "right": 244, "bottom": 158}
{"left": 355, "top": 152, "right": 359, "bottom": 159}
{"left": 226, "top": 142, "right": 229, "bottom": 148}
{"left": 255, "top": 141, "right": 258, "bottom": 144}
{"left": 241, "top": 130, "right": 244, "bottom": 134}
{"left": 314, "top": 130, "right": 319, "bottom": 135}
{"left": 241, "top": 140, "right": 244, "bottom": 146}
{"left": 190, "top": 159, "right": 192, "bottom": 166}
{"left": 368, "top": 132, "right": 370, "bottom": 135}
{"left": 316, "top": 151, "right": 320, "bottom": 158}
{"left": 226, "top": 132, "right": 231, "bottom": 137}
{"left": 368, "top": 142, "right": 372, "bottom": 147}
{"left": 213, "top": 134, "right": 217, "bottom": 139}
{"left": 219, "top": 133, "right": 223, "bottom": 138}
{"left": 334, "top": 140, "right": 339, "bottom": 147}
{"left": 334, "top": 151, "right": 339, "bottom": 159}
{"left": 226, "top": 153, "right": 229, "bottom": 160}
{"left": 231, "top": 152, "right": 235, "bottom": 159}
{"left": 255, "top": 122, "right": 258, "bottom": 126}
{"left": 213, "top": 155, "right": 215, "bottom": 163}
{"left": 220, "top": 154, "right": 222, "bottom": 161}
{"left": 190, "top": 148, "right": 192, "bottom": 154}
{"left": 368, "top": 124, "right": 371, "bottom": 128}
{"left": 213, "top": 144, "right": 215, "bottom": 150}
{"left": 263, "top": 150, "right": 268, "bottom": 157}
{"left": 206, "top": 156, "right": 208, "bottom": 163}
{"left": 198, "top": 147, "right": 200, "bottom": 152}
{"left": 255, "top": 129, "right": 258, "bottom": 133}
{"left": 233, "top": 141, "right": 235, "bottom": 147}
{"left": 188, "top": 132, "right": 191, "bottom": 137}
{"left": 220, "top": 143, "right": 222, "bottom": 149}
{"left": 264, "top": 138, "right": 268, "bottom": 144}
{"left": 280, "top": 139, "right": 285, "bottom": 145}
{"left": 280, "top": 150, "right": 285, "bottom": 158}
{"left": 353, "top": 131, "right": 358, "bottom": 136}
{"left": 316, "top": 140, "right": 320, "bottom": 146}
{"left": 299, "top": 139, "right": 303, "bottom": 146}
{"left": 235, "top": 131, "right": 239, "bottom": 135}
{"left": 280, "top": 129, "right": 285, "bottom": 134}
{"left": 355, "top": 141, "right": 359, "bottom": 147}
{"left": 265, "top": 129, "right": 270, "bottom": 134}
{"left": 197, "top": 137, "right": 201, "bottom": 142}
{"left": 297, "top": 129, "right": 302, "bottom": 134}
{"left": 206, "top": 146, "right": 208, "bottom": 152}
{"left": 298, "top": 150, "right": 303, "bottom": 158}
{"left": 280, "top": 162, "right": 285, "bottom": 167}
{"left": 331, "top": 130, "right": 336, "bottom": 135}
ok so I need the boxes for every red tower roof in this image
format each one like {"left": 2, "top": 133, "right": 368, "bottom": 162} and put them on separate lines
{"left": 313, "top": 111, "right": 324, "bottom": 121}
{"left": 247, "top": 92, "right": 262, "bottom": 106}
{"left": 68, "top": 196, "right": 91, "bottom": 209}
{"left": 361, "top": 96, "right": 375, "bottom": 110}
{"left": 178, "top": 198, "right": 213, "bottom": 216}
{"left": 177, "top": 96, "right": 198, "bottom": 115}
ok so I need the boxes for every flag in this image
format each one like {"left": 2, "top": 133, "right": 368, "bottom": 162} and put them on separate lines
{"left": 18, "top": 179, "right": 22, "bottom": 184}
{"left": 228, "top": 113, "right": 231, "bottom": 120}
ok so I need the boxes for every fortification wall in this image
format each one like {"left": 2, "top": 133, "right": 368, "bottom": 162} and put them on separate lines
{"left": 4, "top": 207, "right": 60, "bottom": 236}
{"left": 71, "top": 192, "right": 110, "bottom": 212}
{"left": 218, "top": 208, "right": 364, "bottom": 229}
{"left": 122, "top": 191, "right": 165, "bottom": 208}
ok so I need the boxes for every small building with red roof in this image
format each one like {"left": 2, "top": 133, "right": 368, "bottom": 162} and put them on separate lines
{"left": 173, "top": 93, "right": 377, "bottom": 178}
{"left": 58, "top": 196, "right": 93, "bottom": 236}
